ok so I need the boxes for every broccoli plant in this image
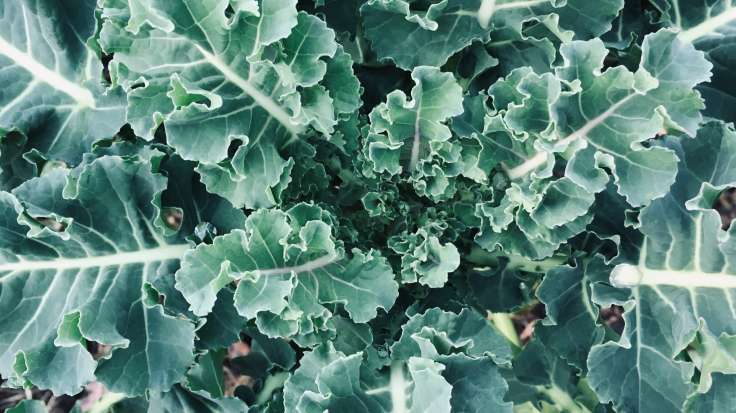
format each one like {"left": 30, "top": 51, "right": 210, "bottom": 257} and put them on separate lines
{"left": 1, "top": 0, "right": 735, "bottom": 412}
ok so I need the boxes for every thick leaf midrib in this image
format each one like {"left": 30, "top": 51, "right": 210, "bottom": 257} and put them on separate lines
{"left": 448, "top": 0, "right": 550, "bottom": 28}
{"left": 506, "top": 92, "right": 638, "bottom": 179}
{"left": 193, "top": 44, "right": 301, "bottom": 135}
{"left": 615, "top": 267, "right": 736, "bottom": 289}
{"left": 0, "top": 244, "right": 189, "bottom": 273}
{"left": 611, "top": 216, "right": 735, "bottom": 290}
{"left": 390, "top": 360, "right": 409, "bottom": 413}
{"left": 255, "top": 252, "right": 338, "bottom": 276}
{"left": 0, "top": 36, "right": 95, "bottom": 109}
{"left": 679, "top": 5, "right": 736, "bottom": 42}
{"left": 409, "top": 94, "right": 424, "bottom": 171}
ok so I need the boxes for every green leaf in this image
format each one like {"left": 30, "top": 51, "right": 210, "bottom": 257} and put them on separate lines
{"left": 0, "top": 156, "right": 195, "bottom": 396}
{"left": 283, "top": 343, "right": 344, "bottom": 412}
{"left": 332, "top": 316, "right": 374, "bottom": 355}
{"left": 100, "top": 0, "right": 301, "bottom": 145}
{"left": 288, "top": 308, "right": 513, "bottom": 413}
{"left": 365, "top": 66, "right": 466, "bottom": 201}
{"left": 367, "top": 66, "right": 463, "bottom": 174}
{"left": 688, "top": 327, "right": 736, "bottom": 393}
{"left": 276, "top": 12, "right": 338, "bottom": 88}
{"left": 438, "top": 353, "right": 512, "bottom": 413}
{"left": 685, "top": 373, "right": 736, "bottom": 413}
{"left": 0, "top": 133, "right": 38, "bottom": 191}
{"left": 100, "top": 1, "right": 359, "bottom": 209}
{"left": 653, "top": 0, "right": 736, "bottom": 123}
{"left": 237, "top": 327, "right": 297, "bottom": 374}
{"left": 293, "top": 352, "right": 455, "bottom": 413}
{"left": 175, "top": 204, "right": 398, "bottom": 338}
{"left": 499, "top": 29, "right": 712, "bottom": 207}
{"left": 388, "top": 227, "right": 460, "bottom": 288}
{"left": 535, "top": 256, "right": 609, "bottom": 371}
{"left": 360, "top": 0, "right": 623, "bottom": 71}
{"left": 186, "top": 349, "right": 229, "bottom": 398}
{"left": 7, "top": 400, "right": 47, "bottom": 413}
{"left": 391, "top": 307, "right": 512, "bottom": 366}
{"left": 588, "top": 121, "right": 736, "bottom": 412}
{"left": 360, "top": 0, "right": 491, "bottom": 71}
{"left": 196, "top": 289, "right": 245, "bottom": 350}
{"left": 0, "top": 0, "right": 126, "bottom": 163}
{"left": 512, "top": 339, "right": 602, "bottom": 413}
{"left": 147, "top": 385, "right": 248, "bottom": 413}
{"left": 4, "top": 0, "right": 736, "bottom": 409}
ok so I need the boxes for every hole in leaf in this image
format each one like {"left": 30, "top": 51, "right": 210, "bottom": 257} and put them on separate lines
{"left": 36, "top": 217, "right": 67, "bottom": 232}
{"left": 713, "top": 187, "right": 736, "bottom": 230}
{"left": 86, "top": 341, "right": 112, "bottom": 360}
{"left": 600, "top": 305, "right": 625, "bottom": 335}
{"left": 457, "top": 50, "right": 477, "bottom": 79}
{"left": 101, "top": 53, "right": 113, "bottom": 84}
{"left": 154, "top": 123, "right": 167, "bottom": 143}
{"left": 194, "top": 222, "right": 218, "bottom": 244}
{"left": 115, "top": 123, "right": 137, "bottom": 141}
{"left": 408, "top": 0, "right": 444, "bottom": 12}
{"left": 228, "top": 139, "right": 243, "bottom": 158}
{"left": 161, "top": 207, "right": 183, "bottom": 231}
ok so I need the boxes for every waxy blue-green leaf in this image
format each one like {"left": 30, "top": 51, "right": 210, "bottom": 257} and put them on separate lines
{"left": 467, "top": 67, "right": 596, "bottom": 259}
{"left": 289, "top": 308, "right": 512, "bottom": 412}
{"left": 0, "top": 0, "right": 126, "bottom": 163}
{"left": 588, "top": 121, "right": 736, "bottom": 413}
{"left": 6, "top": 400, "right": 47, "bottom": 413}
{"left": 391, "top": 307, "right": 512, "bottom": 365}
{"left": 497, "top": 29, "right": 712, "bottom": 207}
{"left": 360, "top": 0, "right": 492, "bottom": 71}
{"left": 367, "top": 66, "right": 463, "bottom": 175}
{"left": 99, "top": 0, "right": 301, "bottom": 146}
{"left": 360, "top": 0, "right": 623, "bottom": 71}
{"left": 362, "top": 13, "right": 709, "bottom": 283}
{"left": 653, "top": 0, "right": 736, "bottom": 123}
{"left": 462, "top": 261, "right": 528, "bottom": 313}
{"left": 283, "top": 343, "right": 343, "bottom": 412}
{"left": 175, "top": 204, "right": 399, "bottom": 340}
{"left": 535, "top": 256, "right": 610, "bottom": 371}
{"left": 687, "top": 328, "right": 736, "bottom": 394}
{"left": 0, "top": 156, "right": 195, "bottom": 396}
{"left": 474, "top": 177, "right": 595, "bottom": 260}
{"left": 288, "top": 314, "right": 512, "bottom": 413}
{"left": 388, "top": 227, "right": 460, "bottom": 288}
{"left": 294, "top": 352, "right": 451, "bottom": 413}
{"left": 331, "top": 316, "right": 374, "bottom": 355}
{"left": 145, "top": 385, "right": 248, "bottom": 413}
{"left": 438, "top": 353, "right": 512, "bottom": 413}
{"left": 365, "top": 66, "right": 470, "bottom": 201}
{"left": 0, "top": 133, "right": 39, "bottom": 192}
{"left": 4, "top": 0, "right": 736, "bottom": 409}
{"left": 511, "top": 338, "right": 604, "bottom": 413}
{"left": 100, "top": 0, "right": 359, "bottom": 209}
{"left": 195, "top": 289, "right": 245, "bottom": 350}
{"left": 685, "top": 373, "right": 736, "bottom": 413}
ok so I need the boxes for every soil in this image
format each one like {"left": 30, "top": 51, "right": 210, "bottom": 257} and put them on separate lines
{"left": 511, "top": 302, "right": 546, "bottom": 345}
